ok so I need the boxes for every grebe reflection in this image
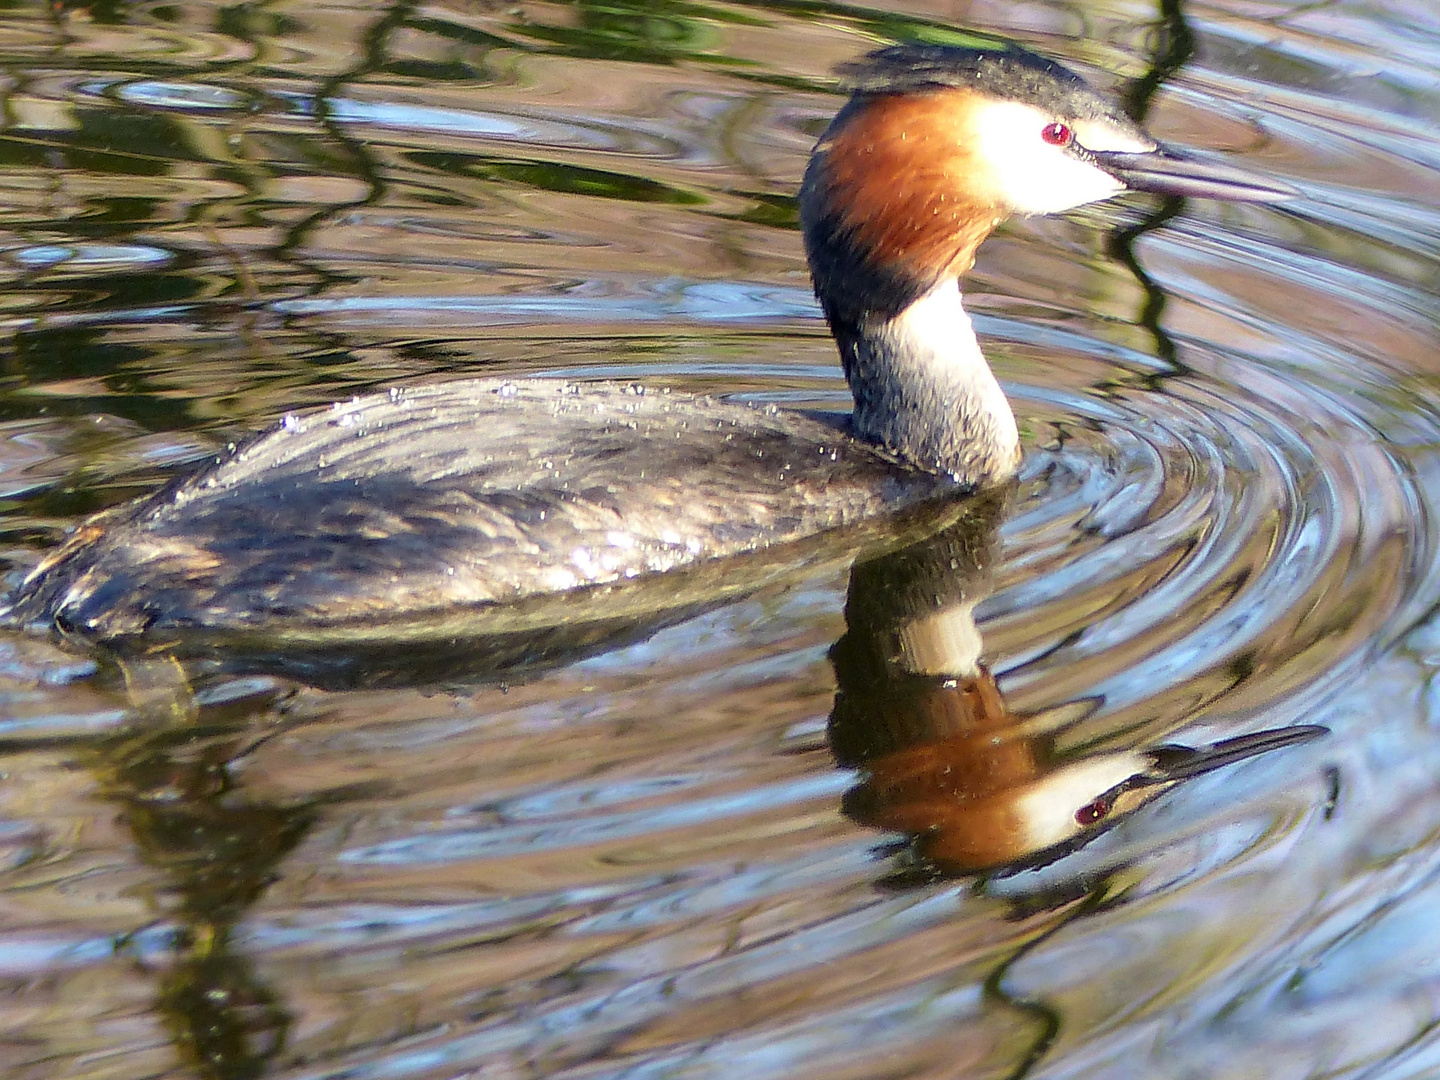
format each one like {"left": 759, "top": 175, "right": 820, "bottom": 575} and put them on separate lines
{"left": 829, "top": 494, "right": 1326, "bottom": 875}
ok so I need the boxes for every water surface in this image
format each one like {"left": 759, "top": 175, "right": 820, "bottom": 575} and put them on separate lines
{"left": 0, "top": 1, "right": 1438, "bottom": 1078}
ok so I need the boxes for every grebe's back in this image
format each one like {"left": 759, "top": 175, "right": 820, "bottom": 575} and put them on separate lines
{"left": 7, "top": 379, "right": 960, "bottom": 644}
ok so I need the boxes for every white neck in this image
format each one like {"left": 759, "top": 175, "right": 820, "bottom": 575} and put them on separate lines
{"left": 841, "top": 279, "right": 1021, "bottom": 486}
{"left": 895, "top": 599, "right": 983, "bottom": 677}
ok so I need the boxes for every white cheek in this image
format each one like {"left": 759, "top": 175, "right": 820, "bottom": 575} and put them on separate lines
{"left": 969, "top": 100, "right": 1127, "bottom": 215}
{"left": 1013, "top": 751, "right": 1152, "bottom": 850}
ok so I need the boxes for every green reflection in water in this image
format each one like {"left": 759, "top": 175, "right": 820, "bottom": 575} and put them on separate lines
{"left": 517, "top": 0, "right": 769, "bottom": 65}
{"left": 0, "top": 111, "right": 193, "bottom": 177}
{"left": 722, "top": 190, "right": 799, "bottom": 229}
{"left": 1106, "top": 0, "right": 1197, "bottom": 374}
{"left": 407, "top": 150, "right": 706, "bottom": 205}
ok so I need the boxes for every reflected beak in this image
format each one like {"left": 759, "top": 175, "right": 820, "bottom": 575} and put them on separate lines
{"left": 1141, "top": 724, "right": 1328, "bottom": 784}
{"left": 1092, "top": 146, "right": 1300, "bottom": 203}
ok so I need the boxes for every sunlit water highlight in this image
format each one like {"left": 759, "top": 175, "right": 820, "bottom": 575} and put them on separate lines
{"left": 0, "top": 2, "right": 1436, "bottom": 1078}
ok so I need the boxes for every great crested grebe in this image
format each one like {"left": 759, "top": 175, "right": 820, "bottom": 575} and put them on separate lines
{"left": 5, "top": 42, "right": 1294, "bottom": 648}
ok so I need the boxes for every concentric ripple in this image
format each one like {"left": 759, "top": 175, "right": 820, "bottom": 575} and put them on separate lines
{"left": 993, "top": 351, "right": 1430, "bottom": 738}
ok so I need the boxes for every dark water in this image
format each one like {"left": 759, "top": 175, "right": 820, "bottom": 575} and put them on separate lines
{"left": 0, "top": 1, "right": 1438, "bottom": 1077}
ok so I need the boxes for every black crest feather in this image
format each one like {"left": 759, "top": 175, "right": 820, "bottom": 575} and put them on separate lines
{"left": 838, "top": 43, "right": 1128, "bottom": 125}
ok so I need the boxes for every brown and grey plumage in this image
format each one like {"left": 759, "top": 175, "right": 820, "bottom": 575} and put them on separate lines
{"left": 10, "top": 382, "right": 958, "bottom": 644}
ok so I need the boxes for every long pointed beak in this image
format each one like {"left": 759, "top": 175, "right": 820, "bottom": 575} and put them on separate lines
{"left": 1142, "top": 724, "right": 1328, "bottom": 784}
{"left": 1092, "top": 146, "right": 1299, "bottom": 203}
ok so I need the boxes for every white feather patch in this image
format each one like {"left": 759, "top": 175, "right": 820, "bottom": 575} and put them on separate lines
{"left": 1014, "top": 751, "right": 1152, "bottom": 850}
{"left": 968, "top": 100, "right": 1133, "bottom": 215}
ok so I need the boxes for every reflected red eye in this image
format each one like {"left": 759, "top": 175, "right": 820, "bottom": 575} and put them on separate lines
{"left": 1075, "top": 798, "right": 1110, "bottom": 826}
{"left": 1041, "top": 122, "right": 1073, "bottom": 147}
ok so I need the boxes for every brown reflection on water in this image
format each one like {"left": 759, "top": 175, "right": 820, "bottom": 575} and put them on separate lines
{"left": 87, "top": 676, "right": 312, "bottom": 1080}
{"left": 830, "top": 492, "right": 1325, "bottom": 878}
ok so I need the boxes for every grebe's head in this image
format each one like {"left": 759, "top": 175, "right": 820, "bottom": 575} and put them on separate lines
{"left": 801, "top": 43, "right": 1295, "bottom": 326}
{"left": 847, "top": 721, "right": 1328, "bottom": 875}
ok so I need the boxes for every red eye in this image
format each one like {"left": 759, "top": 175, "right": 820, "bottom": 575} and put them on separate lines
{"left": 1041, "top": 122, "right": 1073, "bottom": 147}
{"left": 1075, "top": 798, "right": 1110, "bottom": 826}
